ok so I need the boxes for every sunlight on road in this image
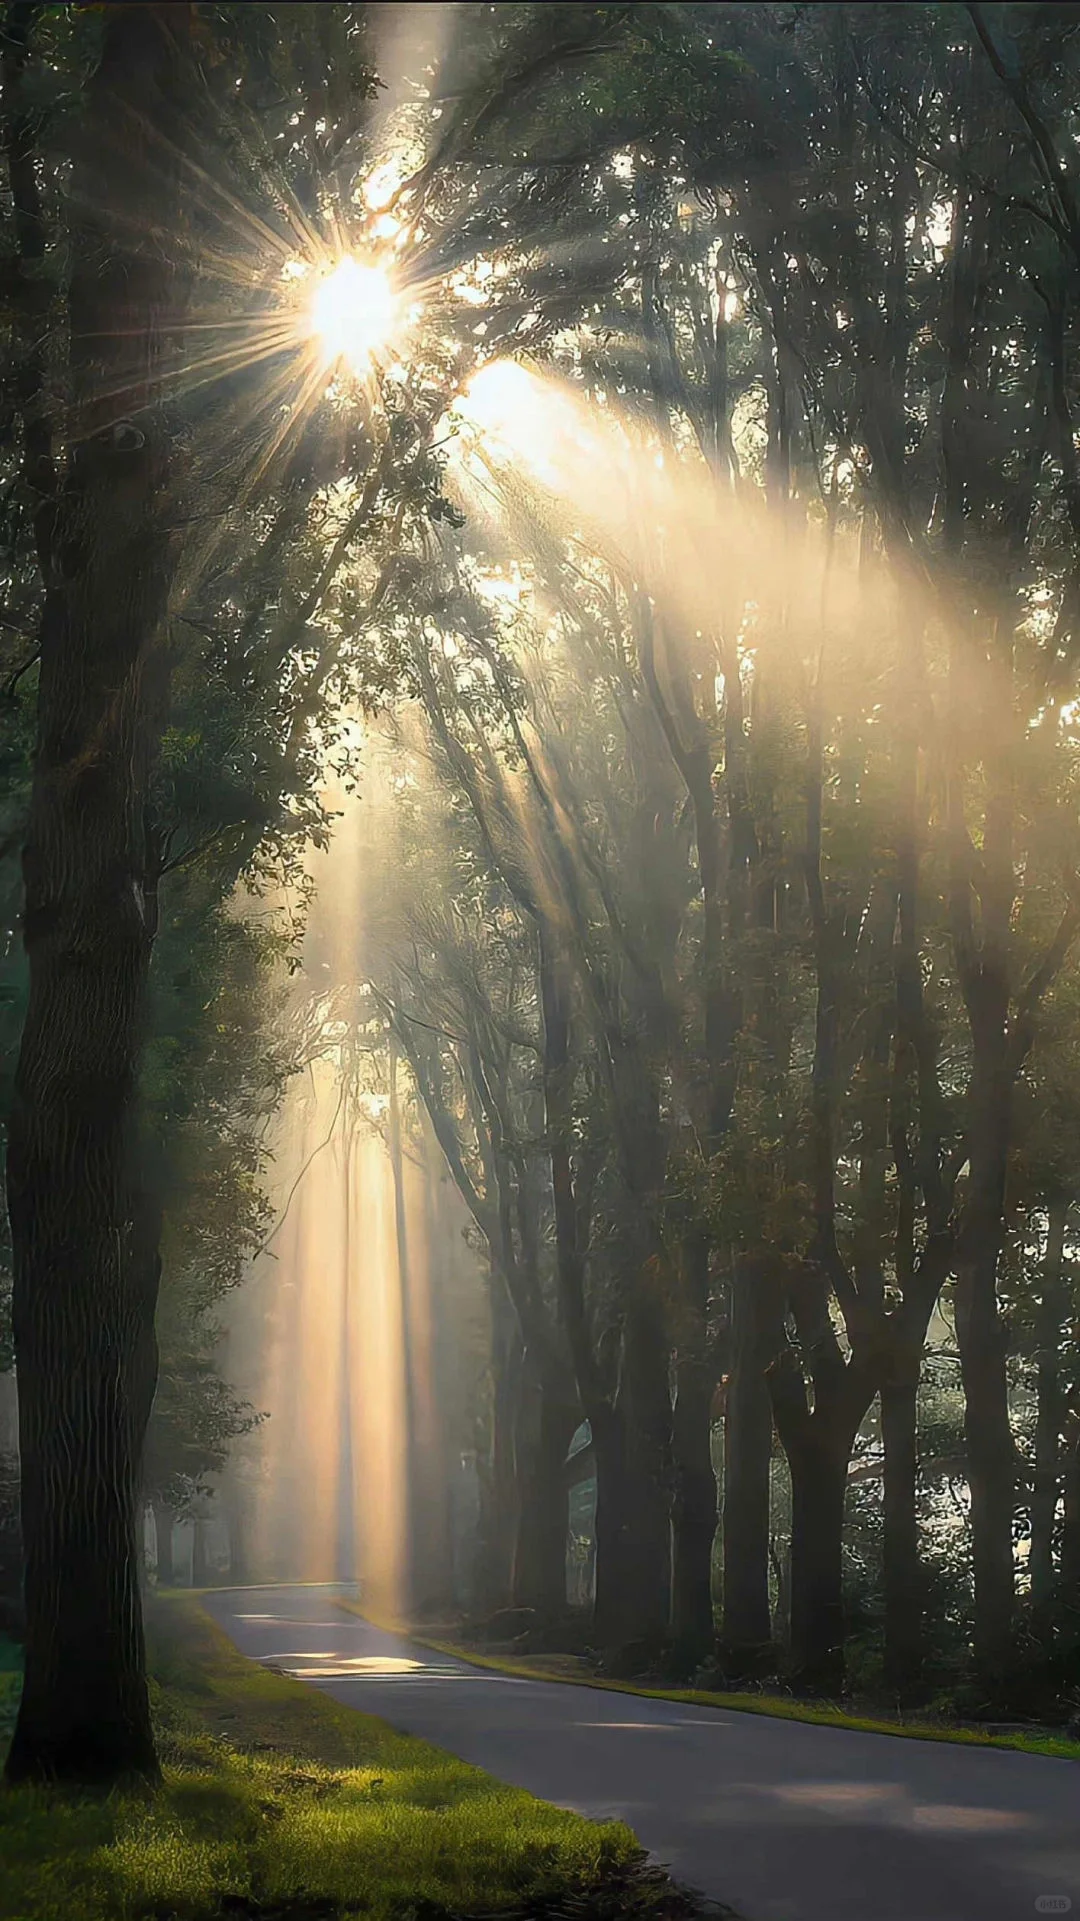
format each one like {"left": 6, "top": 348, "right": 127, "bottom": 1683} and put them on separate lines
{"left": 235, "top": 1613, "right": 353, "bottom": 1627}
{"left": 911, "top": 1806, "right": 1035, "bottom": 1832}
{"left": 768, "top": 1782, "right": 1038, "bottom": 1831}
{"left": 261, "top": 1653, "right": 427, "bottom": 1677}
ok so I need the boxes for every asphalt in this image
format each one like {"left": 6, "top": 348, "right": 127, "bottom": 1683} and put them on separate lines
{"left": 204, "top": 1583, "right": 1080, "bottom": 1921}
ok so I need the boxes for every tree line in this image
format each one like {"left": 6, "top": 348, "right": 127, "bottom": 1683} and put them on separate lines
{"left": 361, "top": 0, "right": 1080, "bottom": 1714}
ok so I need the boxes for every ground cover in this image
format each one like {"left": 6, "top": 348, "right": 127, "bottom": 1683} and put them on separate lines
{"left": 0, "top": 1599, "right": 718, "bottom": 1920}
{"left": 335, "top": 1605, "right": 1080, "bottom": 1766}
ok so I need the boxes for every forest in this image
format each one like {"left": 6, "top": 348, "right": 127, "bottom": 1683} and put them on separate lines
{"left": 2, "top": 5, "right": 1080, "bottom": 1917}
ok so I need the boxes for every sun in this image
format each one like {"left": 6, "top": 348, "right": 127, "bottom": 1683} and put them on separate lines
{"left": 310, "top": 258, "right": 397, "bottom": 373}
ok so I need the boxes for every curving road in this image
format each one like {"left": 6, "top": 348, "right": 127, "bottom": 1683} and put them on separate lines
{"left": 205, "top": 1584, "right": 1080, "bottom": 1921}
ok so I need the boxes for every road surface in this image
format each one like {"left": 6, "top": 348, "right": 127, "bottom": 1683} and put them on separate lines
{"left": 205, "top": 1584, "right": 1080, "bottom": 1921}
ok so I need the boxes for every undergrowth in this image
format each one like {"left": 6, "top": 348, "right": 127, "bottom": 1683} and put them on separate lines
{"left": 0, "top": 1599, "right": 708, "bottom": 1921}
{"left": 336, "top": 1607, "right": 1080, "bottom": 1765}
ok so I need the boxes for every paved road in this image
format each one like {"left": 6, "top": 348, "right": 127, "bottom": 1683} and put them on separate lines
{"left": 205, "top": 1584, "right": 1080, "bottom": 1921}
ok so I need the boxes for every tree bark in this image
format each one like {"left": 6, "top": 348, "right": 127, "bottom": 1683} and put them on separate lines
{"left": 5, "top": 3, "right": 195, "bottom": 1787}
{"left": 1031, "top": 1201, "right": 1068, "bottom": 1610}
{"left": 768, "top": 1315, "right": 874, "bottom": 1695}
{"left": 476, "top": 1281, "right": 519, "bottom": 1615}
{"left": 535, "top": 927, "right": 643, "bottom": 1646}
{"left": 619, "top": 1278, "right": 673, "bottom": 1646}
{"left": 591, "top": 1401, "right": 632, "bottom": 1646}
{"left": 722, "top": 1257, "right": 775, "bottom": 1655}
{"left": 954, "top": 1064, "right": 1017, "bottom": 1683}
{"left": 787, "top": 1436, "right": 848, "bottom": 1693}
{"left": 671, "top": 1362, "right": 718, "bottom": 1656}
{"left": 1061, "top": 1416, "right": 1080, "bottom": 1598}
{"left": 512, "top": 1368, "right": 576, "bottom": 1620}
{"left": 881, "top": 1361, "right": 922, "bottom": 1692}
{"left": 770, "top": 1531, "right": 791, "bottom": 1647}
{"left": 942, "top": 188, "right": 1019, "bottom": 1689}
{"left": 670, "top": 1234, "right": 719, "bottom": 1659}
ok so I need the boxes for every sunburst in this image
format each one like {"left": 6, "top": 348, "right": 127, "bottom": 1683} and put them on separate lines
{"left": 309, "top": 258, "right": 398, "bottom": 376}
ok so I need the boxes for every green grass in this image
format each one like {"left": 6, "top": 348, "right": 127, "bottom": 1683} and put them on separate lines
{"left": 0, "top": 1598, "right": 651, "bottom": 1921}
{"left": 337, "top": 1606, "right": 1080, "bottom": 1765}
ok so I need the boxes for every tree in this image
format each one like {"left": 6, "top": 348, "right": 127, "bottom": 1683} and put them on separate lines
{"left": 4, "top": 1, "right": 201, "bottom": 1784}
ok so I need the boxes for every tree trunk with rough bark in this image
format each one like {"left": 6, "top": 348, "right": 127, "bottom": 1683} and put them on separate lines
{"left": 5, "top": 3, "right": 195, "bottom": 1788}
{"left": 722, "top": 1257, "right": 775, "bottom": 1657}
{"left": 768, "top": 1323, "right": 875, "bottom": 1695}
{"left": 787, "top": 1436, "right": 849, "bottom": 1693}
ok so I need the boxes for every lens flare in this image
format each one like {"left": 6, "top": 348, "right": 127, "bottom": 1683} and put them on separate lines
{"left": 311, "top": 258, "right": 396, "bottom": 372}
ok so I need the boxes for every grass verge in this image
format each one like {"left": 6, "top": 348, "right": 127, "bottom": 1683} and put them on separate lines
{"left": 335, "top": 1604, "right": 1080, "bottom": 1765}
{"left": 0, "top": 1598, "right": 709, "bottom": 1920}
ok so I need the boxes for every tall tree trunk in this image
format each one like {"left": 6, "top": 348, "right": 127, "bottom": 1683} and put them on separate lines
{"left": 670, "top": 1235, "right": 719, "bottom": 1659}
{"left": 5, "top": 4, "right": 195, "bottom": 1787}
{"left": 722, "top": 1257, "right": 775, "bottom": 1656}
{"left": 881, "top": 1356, "right": 922, "bottom": 1694}
{"left": 787, "top": 1436, "right": 848, "bottom": 1694}
{"left": 409, "top": 1153, "right": 455, "bottom": 1616}
{"left": 954, "top": 1063, "right": 1016, "bottom": 1683}
{"left": 476, "top": 1281, "right": 519, "bottom": 1615}
{"left": 670, "top": 1357, "right": 716, "bottom": 1653}
{"left": 591, "top": 1402, "right": 631, "bottom": 1646}
{"left": 191, "top": 1516, "right": 211, "bottom": 1589}
{"left": 152, "top": 1500, "right": 175, "bottom": 1590}
{"left": 941, "top": 183, "right": 1018, "bottom": 1689}
{"left": 769, "top": 1329, "right": 875, "bottom": 1696}
{"left": 222, "top": 1479, "right": 250, "bottom": 1587}
{"left": 1031, "top": 1201, "right": 1068, "bottom": 1610}
{"left": 536, "top": 927, "right": 639, "bottom": 1645}
{"left": 1061, "top": 1416, "right": 1080, "bottom": 1599}
{"left": 387, "top": 1041, "right": 417, "bottom": 1612}
{"left": 619, "top": 1278, "right": 672, "bottom": 1646}
{"left": 512, "top": 1368, "right": 575, "bottom": 1620}
{"left": 770, "top": 1532, "right": 791, "bottom": 1647}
